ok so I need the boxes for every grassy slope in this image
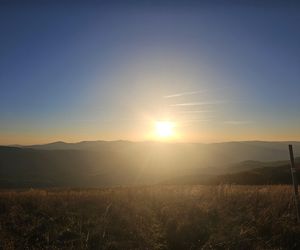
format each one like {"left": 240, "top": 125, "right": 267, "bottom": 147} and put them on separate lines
{"left": 0, "top": 185, "right": 300, "bottom": 249}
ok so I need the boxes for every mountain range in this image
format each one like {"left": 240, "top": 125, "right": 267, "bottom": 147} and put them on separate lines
{"left": 0, "top": 140, "right": 299, "bottom": 188}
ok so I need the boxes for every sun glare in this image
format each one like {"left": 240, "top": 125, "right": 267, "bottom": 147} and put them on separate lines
{"left": 155, "top": 121, "right": 175, "bottom": 138}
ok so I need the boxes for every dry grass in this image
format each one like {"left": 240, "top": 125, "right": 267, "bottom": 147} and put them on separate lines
{"left": 0, "top": 185, "right": 300, "bottom": 249}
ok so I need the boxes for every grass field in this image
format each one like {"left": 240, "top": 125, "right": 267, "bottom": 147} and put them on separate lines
{"left": 0, "top": 185, "right": 300, "bottom": 249}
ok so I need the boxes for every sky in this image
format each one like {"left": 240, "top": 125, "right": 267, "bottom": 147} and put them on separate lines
{"left": 1, "top": 0, "right": 300, "bottom": 145}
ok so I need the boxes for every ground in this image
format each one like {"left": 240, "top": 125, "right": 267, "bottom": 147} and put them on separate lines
{"left": 0, "top": 185, "right": 300, "bottom": 249}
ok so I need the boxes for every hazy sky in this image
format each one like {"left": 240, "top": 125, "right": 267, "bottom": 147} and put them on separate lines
{"left": 1, "top": 1, "right": 300, "bottom": 144}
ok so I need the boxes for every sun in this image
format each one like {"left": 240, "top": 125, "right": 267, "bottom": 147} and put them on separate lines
{"left": 155, "top": 121, "right": 175, "bottom": 138}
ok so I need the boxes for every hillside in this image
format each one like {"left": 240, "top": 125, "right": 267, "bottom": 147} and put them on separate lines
{"left": 23, "top": 140, "right": 300, "bottom": 165}
{"left": 163, "top": 164, "right": 300, "bottom": 185}
{"left": 1, "top": 141, "right": 300, "bottom": 188}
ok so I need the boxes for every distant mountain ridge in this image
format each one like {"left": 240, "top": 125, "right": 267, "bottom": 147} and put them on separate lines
{"left": 20, "top": 140, "right": 300, "bottom": 163}
{"left": 1, "top": 141, "right": 300, "bottom": 188}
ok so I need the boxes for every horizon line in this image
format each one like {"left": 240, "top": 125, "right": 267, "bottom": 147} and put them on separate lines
{"left": 3, "top": 139, "right": 300, "bottom": 147}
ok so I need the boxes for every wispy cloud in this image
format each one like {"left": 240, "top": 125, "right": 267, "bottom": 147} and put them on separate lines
{"left": 164, "top": 90, "right": 206, "bottom": 98}
{"left": 180, "top": 119, "right": 212, "bottom": 124}
{"left": 164, "top": 87, "right": 227, "bottom": 98}
{"left": 170, "top": 101, "right": 224, "bottom": 107}
{"left": 177, "top": 110, "right": 214, "bottom": 114}
{"left": 223, "top": 120, "right": 254, "bottom": 125}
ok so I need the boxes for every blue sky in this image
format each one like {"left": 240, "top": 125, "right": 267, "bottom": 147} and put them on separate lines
{"left": 1, "top": 1, "right": 300, "bottom": 144}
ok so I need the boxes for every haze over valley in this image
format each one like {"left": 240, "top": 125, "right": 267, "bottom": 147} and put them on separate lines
{"left": 1, "top": 140, "right": 299, "bottom": 188}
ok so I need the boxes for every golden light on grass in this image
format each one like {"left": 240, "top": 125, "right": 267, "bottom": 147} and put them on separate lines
{"left": 155, "top": 121, "right": 175, "bottom": 138}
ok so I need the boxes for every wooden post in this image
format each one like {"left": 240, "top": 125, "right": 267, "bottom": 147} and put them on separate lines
{"left": 289, "top": 144, "right": 300, "bottom": 222}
